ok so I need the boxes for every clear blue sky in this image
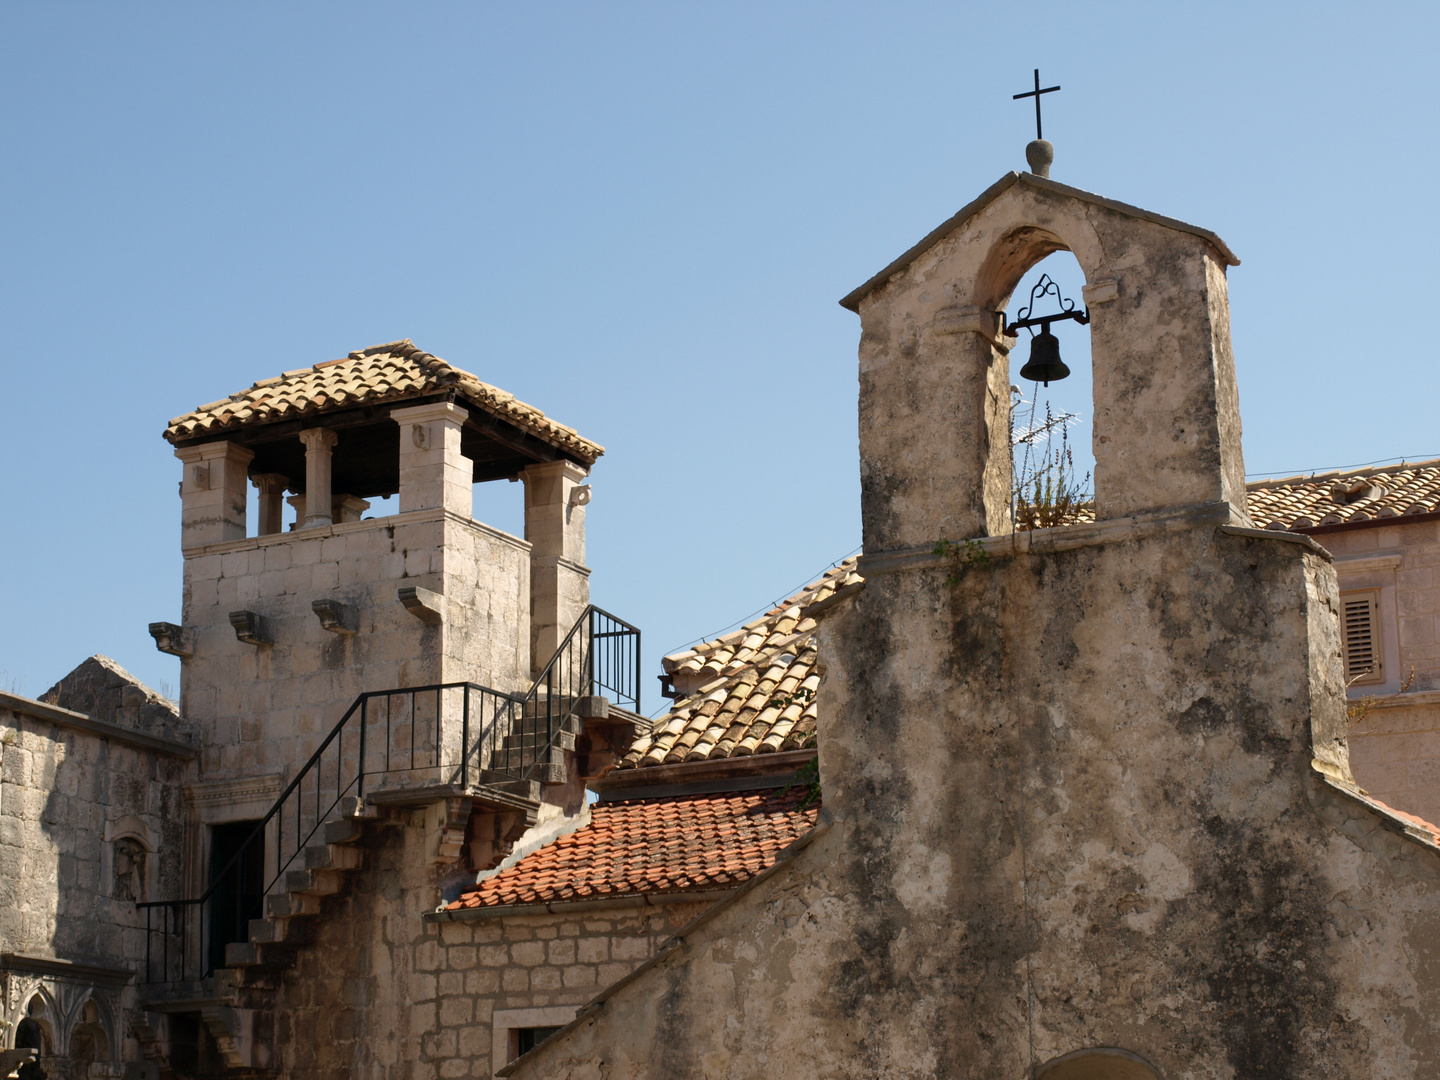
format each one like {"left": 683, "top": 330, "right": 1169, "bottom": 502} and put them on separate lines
{"left": 2, "top": 3, "right": 1436, "bottom": 705}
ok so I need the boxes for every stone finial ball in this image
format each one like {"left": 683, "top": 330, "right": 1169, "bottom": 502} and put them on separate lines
{"left": 1026, "top": 139, "right": 1054, "bottom": 178}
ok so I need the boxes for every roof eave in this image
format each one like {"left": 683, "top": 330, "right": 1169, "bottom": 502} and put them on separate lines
{"left": 164, "top": 386, "right": 604, "bottom": 466}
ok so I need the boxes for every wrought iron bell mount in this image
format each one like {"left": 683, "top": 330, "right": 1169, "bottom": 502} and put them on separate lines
{"left": 1008, "top": 273, "right": 1089, "bottom": 387}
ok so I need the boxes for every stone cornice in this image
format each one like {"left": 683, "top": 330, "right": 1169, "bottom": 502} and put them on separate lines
{"left": 856, "top": 504, "right": 1321, "bottom": 580}
{"left": 1333, "top": 551, "right": 1404, "bottom": 574}
{"left": 0, "top": 692, "right": 196, "bottom": 759}
{"left": 1, "top": 953, "right": 134, "bottom": 985}
{"left": 184, "top": 772, "right": 284, "bottom": 806}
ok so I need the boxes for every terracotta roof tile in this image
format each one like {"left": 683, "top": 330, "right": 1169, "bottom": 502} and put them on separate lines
{"left": 447, "top": 787, "right": 818, "bottom": 910}
{"left": 163, "top": 339, "right": 603, "bottom": 464}
{"left": 619, "top": 560, "right": 860, "bottom": 770}
{"left": 1244, "top": 459, "right": 1440, "bottom": 530}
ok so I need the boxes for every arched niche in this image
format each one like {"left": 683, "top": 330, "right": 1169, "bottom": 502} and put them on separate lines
{"left": 846, "top": 171, "right": 1247, "bottom": 551}
{"left": 67, "top": 998, "right": 113, "bottom": 1074}
{"left": 1033, "top": 1047, "right": 1164, "bottom": 1080}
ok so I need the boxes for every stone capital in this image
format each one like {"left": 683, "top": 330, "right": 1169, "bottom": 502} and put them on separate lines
{"left": 298, "top": 427, "right": 339, "bottom": 452}
{"left": 250, "top": 472, "right": 289, "bottom": 494}
{"left": 390, "top": 401, "right": 470, "bottom": 428}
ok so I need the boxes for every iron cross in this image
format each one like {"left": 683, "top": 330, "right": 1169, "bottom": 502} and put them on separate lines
{"left": 1013, "top": 69, "right": 1060, "bottom": 141}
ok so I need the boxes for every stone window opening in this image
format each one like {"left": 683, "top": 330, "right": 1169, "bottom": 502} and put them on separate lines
{"left": 1333, "top": 552, "right": 1404, "bottom": 696}
{"left": 1341, "top": 588, "right": 1386, "bottom": 686}
{"left": 513, "top": 1026, "right": 563, "bottom": 1058}
{"left": 490, "top": 1007, "right": 579, "bottom": 1075}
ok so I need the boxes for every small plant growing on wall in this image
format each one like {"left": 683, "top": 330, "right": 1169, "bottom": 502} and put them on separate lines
{"left": 932, "top": 537, "right": 991, "bottom": 585}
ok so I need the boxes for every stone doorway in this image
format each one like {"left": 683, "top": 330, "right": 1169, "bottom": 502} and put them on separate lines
{"left": 207, "top": 820, "right": 264, "bottom": 974}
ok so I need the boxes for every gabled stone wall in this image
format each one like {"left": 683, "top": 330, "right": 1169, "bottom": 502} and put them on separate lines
{"left": 0, "top": 691, "right": 191, "bottom": 1068}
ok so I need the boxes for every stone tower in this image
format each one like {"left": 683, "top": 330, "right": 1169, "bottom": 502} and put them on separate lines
{"left": 505, "top": 174, "right": 1440, "bottom": 1079}
{"left": 153, "top": 340, "right": 601, "bottom": 858}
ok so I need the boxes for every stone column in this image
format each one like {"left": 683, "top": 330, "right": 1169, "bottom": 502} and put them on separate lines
{"left": 332, "top": 495, "right": 371, "bottom": 524}
{"left": 251, "top": 474, "right": 289, "bottom": 536}
{"left": 298, "top": 428, "right": 339, "bottom": 529}
{"left": 391, "top": 402, "right": 471, "bottom": 516}
{"left": 521, "top": 460, "right": 590, "bottom": 669}
{"left": 174, "top": 441, "right": 254, "bottom": 549}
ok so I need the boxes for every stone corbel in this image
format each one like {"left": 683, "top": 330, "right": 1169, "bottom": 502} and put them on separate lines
{"left": 228, "top": 611, "right": 272, "bottom": 647}
{"left": 148, "top": 622, "right": 193, "bottom": 658}
{"left": 1081, "top": 278, "right": 1120, "bottom": 306}
{"left": 429, "top": 796, "right": 472, "bottom": 864}
{"left": 311, "top": 599, "right": 357, "bottom": 636}
{"left": 930, "top": 305, "right": 1016, "bottom": 353}
{"left": 398, "top": 586, "right": 443, "bottom": 626}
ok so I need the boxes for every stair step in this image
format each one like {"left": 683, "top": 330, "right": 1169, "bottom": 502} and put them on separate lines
{"left": 265, "top": 892, "right": 323, "bottom": 920}
{"left": 478, "top": 775, "right": 542, "bottom": 800}
{"left": 303, "top": 843, "right": 365, "bottom": 872}
{"left": 248, "top": 918, "right": 314, "bottom": 947}
{"left": 223, "top": 941, "right": 295, "bottom": 971}
{"left": 531, "top": 762, "right": 568, "bottom": 785}
{"left": 502, "top": 731, "right": 576, "bottom": 753}
{"left": 324, "top": 817, "right": 365, "bottom": 845}
{"left": 286, "top": 867, "right": 346, "bottom": 896}
{"left": 337, "top": 795, "right": 381, "bottom": 819}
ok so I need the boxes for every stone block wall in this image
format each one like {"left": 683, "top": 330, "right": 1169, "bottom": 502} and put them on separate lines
{"left": 0, "top": 696, "right": 190, "bottom": 1063}
{"left": 271, "top": 809, "right": 709, "bottom": 1080}
{"left": 426, "top": 903, "right": 707, "bottom": 1079}
{"left": 179, "top": 509, "right": 532, "bottom": 783}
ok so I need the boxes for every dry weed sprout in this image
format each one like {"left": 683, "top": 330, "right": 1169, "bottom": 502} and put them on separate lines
{"left": 1011, "top": 393, "right": 1092, "bottom": 532}
{"left": 1347, "top": 665, "right": 1416, "bottom": 727}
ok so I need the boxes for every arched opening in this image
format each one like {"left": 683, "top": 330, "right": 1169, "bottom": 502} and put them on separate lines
{"left": 14, "top": 994, "right": 53, "bottom": 1080}
{"left": 999, "top": 249, "right": 1095, "bottom": 531}
{"left": 1033, "top": 1047, "right": 1164, "bottom": 1080}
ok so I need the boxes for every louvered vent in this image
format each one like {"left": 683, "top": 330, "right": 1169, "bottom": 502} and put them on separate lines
{"left": 1342, "top": 591, "right": 1383, "bottom": 685}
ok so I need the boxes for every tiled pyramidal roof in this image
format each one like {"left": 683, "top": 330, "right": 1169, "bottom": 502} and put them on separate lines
{"left": 1244, "top": 459, "right": 1440, "bottom": 530}
{"left": 621, "top": 559, "right": 861, "bottom": 770}
{"left": 446, "top": 787, "right": 819, "bottom": 910}
{"left": 163, "top": 339, "right": 604, "bottom": 464}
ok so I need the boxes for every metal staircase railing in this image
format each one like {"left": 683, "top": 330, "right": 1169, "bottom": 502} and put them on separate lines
{"left": 137, "top": 605, "right": 640, "bottom": 984}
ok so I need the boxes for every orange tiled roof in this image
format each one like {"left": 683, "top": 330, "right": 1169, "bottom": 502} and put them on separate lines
{"left": 447, "top": 787, "right": 819, "bottom": 909}
{"left": 1244, "top": 459, "right": 1440, "bottom": 530}
{"left": 163, "top": 340, "right": 604, "bottom": 465}
{"left": 620, "top": 560, "right": 861, "bottom": 770}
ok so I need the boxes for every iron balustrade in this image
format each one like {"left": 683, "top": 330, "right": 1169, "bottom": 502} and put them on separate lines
{"left": 137, "top": 605, "right": 640, "bottom": 984}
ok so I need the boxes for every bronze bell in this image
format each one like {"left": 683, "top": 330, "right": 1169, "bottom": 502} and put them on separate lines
{"left": 1018, "top": 324, "right": 1070, "bottom": 386}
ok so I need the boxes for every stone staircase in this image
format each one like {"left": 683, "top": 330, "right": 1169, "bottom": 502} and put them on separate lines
{"left": 220, "top": 796, "right": 375, "bottom": 982}
{"left": 139, "top": 692, "right": 644, "bottom": 1076}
